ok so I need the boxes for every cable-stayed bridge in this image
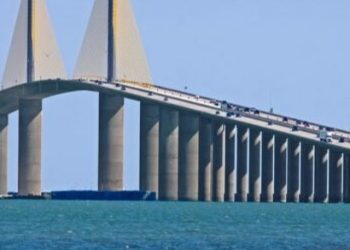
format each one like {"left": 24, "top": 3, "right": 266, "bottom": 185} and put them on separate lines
{"left": 0, "top": 0, "right": 350, "bottom": 203}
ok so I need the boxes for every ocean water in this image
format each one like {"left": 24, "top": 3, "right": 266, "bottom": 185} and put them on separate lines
{"left": 0, "top": 201, "right": 349, "bottom": 250}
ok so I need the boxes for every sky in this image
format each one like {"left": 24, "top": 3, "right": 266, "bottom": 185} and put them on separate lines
{"left": 1, "top": 0, "right": 350, "bottom": 192}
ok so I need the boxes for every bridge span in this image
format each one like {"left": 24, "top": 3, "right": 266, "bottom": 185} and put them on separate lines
{"left": 0, "top": 78, "right": 349, "bottom": 203}
{"left": 1, "top": 0, "right": 349, "bottom": 203}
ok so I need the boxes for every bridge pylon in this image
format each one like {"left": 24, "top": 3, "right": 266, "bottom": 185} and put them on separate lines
{"left": 2, "top": 0, "right": 66, "bottom": 88}
{"left": 75, "top": 0, "right": 152, "bottom": 191}
{"left": 1, "top": 0, "right": 66, "bottom": 196}
{"left": 74, "top": 0, "right": 151, "bottom": 83}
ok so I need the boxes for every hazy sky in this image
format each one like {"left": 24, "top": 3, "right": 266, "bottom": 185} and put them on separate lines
{"left": 1, "top": 0, "right": 350, "bottom": 192}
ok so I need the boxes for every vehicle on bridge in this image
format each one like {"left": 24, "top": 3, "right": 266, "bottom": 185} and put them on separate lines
{"left": 319, "top": 129, "right": 333, "bottom": 143}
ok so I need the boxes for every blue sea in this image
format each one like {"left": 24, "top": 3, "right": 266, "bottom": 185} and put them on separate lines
{"left": 0, "top": 201, "right": 349, "bottom": 249}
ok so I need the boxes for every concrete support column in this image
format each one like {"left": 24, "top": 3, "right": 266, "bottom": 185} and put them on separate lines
{"left": 0, "top": 115, "right": 8, "bottom": 195}
{"left": 98, "top": 93, "right": 124, "bottom": 191}
{"left": 18, "top": 99, "right": 42, "bottom": 196}
{"left": 329, "top": 151, "right": 343, "bottom": 203}
{"left": 179, "top": 112, "right": 199, "bottom": 201}
{"left": 236, "top": 127, "right": 249, "bottom": 202}
{"left": 314, "top": 147, "right": 329, "bottom": 203}
{"left": 199, "top": 118, "right": 213, "bottom": 201}
{"left": 225, "top": 125, "right": 236, "bottom": 202}
{"left": 139, "top": 102, "right": 159, "bottom": 195}
{"left": 213, "top": 123, "right": 225, "bottom": 202}
{"left": 287, "top": 141, "right": 301, "bottom": 202}
{"left": 344, "top": 154, "right": 350, "bottom": 203}
{"left": 262, "top": 133, "right": 275, "bottom": 202}
{"left": 274, "top": 137, "right": 288, "bottom": 202}
{"left": 249, "top": 130, "right": 262, "bottom": 202}
{"left": 159, "top": 107, "right": 179, "bottom": 201}
{"left": 300, "top": 144, "right": 315, "bottom": 202}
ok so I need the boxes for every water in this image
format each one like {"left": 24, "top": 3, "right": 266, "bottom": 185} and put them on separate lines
{"left": 0, "top": 201, "right": 349, "bottom": 250}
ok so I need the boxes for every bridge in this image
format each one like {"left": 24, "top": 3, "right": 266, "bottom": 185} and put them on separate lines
{"left": 0, "top": 0, "right": 349, "bottom": 203}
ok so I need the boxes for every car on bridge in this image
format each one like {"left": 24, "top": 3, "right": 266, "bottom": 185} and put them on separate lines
{"left": 319, "top": 130, "right": 333, "bottom": 143}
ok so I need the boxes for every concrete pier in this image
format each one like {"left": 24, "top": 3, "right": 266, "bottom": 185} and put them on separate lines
{"left": 329, "top": 151, "right": 343, "bottom": 203}
{"left": 249, "top": 130, "right": 262, "bottom": 202}
{"left": 287, "top": 141, "right": 301, "bottom": 202}
{"left": 314, "top": 147, "right": 329, "bottom": 203}
{"left": 274, "top": 137, "right": 288, "bottom": 202}
{"left": 236, "top": 127, "right": 249, "bottom": 202}
{"left": 139, "top": 102, "right": 159, "bottom": 195}
{"left": 199, "top": 118, "right": 213, "bottom": 201}
{"left": 300, "top": 144, "right": 315, "bottom": 202}
{"left": 0, "top": 115, "right": 8, "bottom": 195}
{"left": 18, "top": 99, "right": 42, "bottom": 196}
{"left": 179, "top": 112, "right": 199, "bottom": 201}
{"left": 159, "top": 107, "right": 179, "bottom": 201}
{"left": 225, "top": 125, "right": 236, "bottom": 202}
{"left": 213, "top": 123, "right": 225, "bottom": 202}
{"left": 98, "top": 93, "right": 124, "bottom": 191}
{"left": 344, "top": 154, "right": 350, "bottom": 203}
{"left": 262, "top": 133, "right": 275, "bottom": 202}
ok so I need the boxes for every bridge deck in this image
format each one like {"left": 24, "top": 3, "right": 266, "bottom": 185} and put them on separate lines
{"left": 0, "top": 79, "right": 349, "bottom": 152}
